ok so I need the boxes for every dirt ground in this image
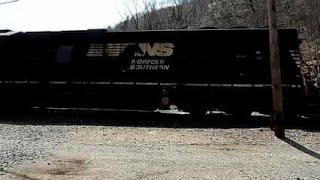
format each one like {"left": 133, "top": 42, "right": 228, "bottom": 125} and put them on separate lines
{"left": 1, "top": 123, "right": 320, "bottom": 180}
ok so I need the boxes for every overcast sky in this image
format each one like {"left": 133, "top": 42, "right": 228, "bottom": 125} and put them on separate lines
{"left": 0, "top": 0, "right": 131, "bottom": 31}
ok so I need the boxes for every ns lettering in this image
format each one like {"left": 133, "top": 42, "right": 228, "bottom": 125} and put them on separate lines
{"left": 134, "top": 43, "right": 175, "bottom": 57}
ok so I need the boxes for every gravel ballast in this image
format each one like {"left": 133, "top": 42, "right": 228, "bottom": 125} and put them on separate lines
{"left": 0, "top": 124, "right": 70, "bottom": 168}
{"left": 0, "top": 123, "right": 320, "bottom": 179}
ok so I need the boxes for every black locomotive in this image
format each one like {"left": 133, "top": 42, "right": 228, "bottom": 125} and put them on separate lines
{"left": 0, "top": 28, "right": 304, "bottom": 118}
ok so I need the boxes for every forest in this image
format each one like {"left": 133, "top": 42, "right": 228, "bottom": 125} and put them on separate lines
{"left": 113, "top": 0, "right": 320, "bottom": 93}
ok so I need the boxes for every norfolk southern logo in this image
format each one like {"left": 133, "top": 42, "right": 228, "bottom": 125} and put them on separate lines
{"left": 131, "top": 43, "right": 175, "bottom": 71}
{"left": 86, "top": 43, "right": 175, "bottom": 71}
{"left": 86, "top": 43, "right": 175, "bottom": 57}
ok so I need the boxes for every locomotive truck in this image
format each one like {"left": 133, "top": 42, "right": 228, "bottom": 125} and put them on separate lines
{"left": 0, "top": 28, "right": 304, "bottom": 118}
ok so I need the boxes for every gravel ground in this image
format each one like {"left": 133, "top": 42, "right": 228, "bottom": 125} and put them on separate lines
{"left": 0, "top": 120, "right": 320, "bottom": 179}
{"left": 0, "top": 125, "right": 67, "bottom": 168}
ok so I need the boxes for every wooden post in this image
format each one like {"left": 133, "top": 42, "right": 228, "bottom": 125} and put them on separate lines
{"left": 268, "top": 0, "right": 285, "bottom": 139}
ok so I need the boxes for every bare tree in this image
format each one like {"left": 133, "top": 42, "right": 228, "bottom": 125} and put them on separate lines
{"left": 122, "top": 0, "right": 142, "bottom": 30}
{"left": 299, "top": 0, "right": 320, "bottom": 89}
{"left": 141, "top": 0, "right": 160, "bottom": 30}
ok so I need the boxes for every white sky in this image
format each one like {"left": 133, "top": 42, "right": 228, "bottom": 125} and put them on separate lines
{"left": 0, "top": 0, "right": 130, "bottom": 31}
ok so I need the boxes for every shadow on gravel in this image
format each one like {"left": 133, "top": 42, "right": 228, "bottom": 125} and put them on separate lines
{"left": 282, "top": 138, "right": 320, "bottom": 160}
{"left": 0, "top": 109, "right": 319, "bottom": 130}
